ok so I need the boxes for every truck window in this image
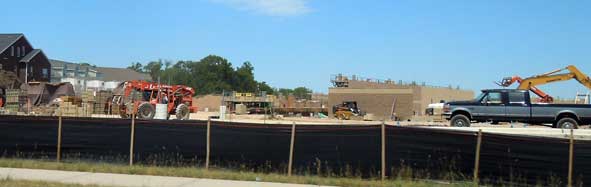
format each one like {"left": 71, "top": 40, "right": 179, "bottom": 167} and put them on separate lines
{"left": 482, "top": 92, "right": 502, "bottom": 104}
{"left": 509, "top": 92, "right": 526, "bottom": 104}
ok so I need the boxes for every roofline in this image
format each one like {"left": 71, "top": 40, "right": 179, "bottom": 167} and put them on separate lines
{"left": 19, "top": 49, "right": 43, "bottom": 63}
{"left": 0, "top": 34, "right": 24, "bottom": 54}
{"left": 21, "top": 50, "right": 48, "bottom": 64}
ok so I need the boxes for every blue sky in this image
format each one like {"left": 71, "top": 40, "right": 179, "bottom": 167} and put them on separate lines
{"left": 2, "top": 0, "right": 591, "bottom": 98}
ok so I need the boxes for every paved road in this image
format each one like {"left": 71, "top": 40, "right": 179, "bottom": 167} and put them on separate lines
{"left": 0, "top": 167, "right": 333, "bottom": 187}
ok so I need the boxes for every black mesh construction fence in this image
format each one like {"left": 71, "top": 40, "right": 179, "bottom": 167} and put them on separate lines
{"left": 0, "top": 115, "right": 589, "bottom": 186}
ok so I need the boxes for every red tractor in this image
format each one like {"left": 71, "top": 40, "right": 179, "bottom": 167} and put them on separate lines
{"left": 111, "top": 80, "right": 197, "bottom": 120}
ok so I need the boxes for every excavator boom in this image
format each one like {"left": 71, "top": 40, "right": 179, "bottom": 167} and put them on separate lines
{"left": 519, "top": 65, "right": 591, "bottom": 90}
{"left": 503, "top": 65, "right": 591, "bottom": 103}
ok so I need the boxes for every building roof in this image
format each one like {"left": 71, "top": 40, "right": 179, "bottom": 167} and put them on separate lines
{"left": 19, "top": 49, "right": 44, "bottom": 63}
{"left": 95, "top": 67, "right": 151, "bottom": 82}
{"left": 0, "top": 34, "right": 23, "bottom": 54}
{"left": 49, "top": 59, "right": 68, "bottom": 67}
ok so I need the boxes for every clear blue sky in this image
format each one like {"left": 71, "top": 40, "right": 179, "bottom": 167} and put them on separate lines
{"left": 2, "top": 0, "right": 591, "bottom": 98}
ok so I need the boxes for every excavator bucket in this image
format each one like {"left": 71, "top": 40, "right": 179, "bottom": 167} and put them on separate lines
{"left": 497, "top": 77, "right": 515, "bottom": 87}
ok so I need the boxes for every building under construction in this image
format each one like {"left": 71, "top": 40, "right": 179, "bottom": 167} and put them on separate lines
{"left": 328, "top": 74, "right": 474, "bottom": 121}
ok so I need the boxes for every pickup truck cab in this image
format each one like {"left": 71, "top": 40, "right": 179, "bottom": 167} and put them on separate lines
{"left": 443, "top": 89, "right": 591, "bottom": 129}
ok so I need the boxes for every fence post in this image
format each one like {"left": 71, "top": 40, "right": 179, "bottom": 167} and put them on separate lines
{"left": 473, "top": 129, "right": 483, "bottom": 186}
{"left": 129, "top": 106, "right": 136, "bottom": 166}
{"left": 381, "top": 122, "right": 386, "bottom": 181}
{"left": 568, "top": 129, "right": 574, "bottom": 187}
{"left": 288, "top": 122, "right": 296, "bottom": 176}
{"left": 205, "top": 117, "right": 211, "bottom": 170}
{"left": 57, "top": 111, "right": 63, "bottom": 162}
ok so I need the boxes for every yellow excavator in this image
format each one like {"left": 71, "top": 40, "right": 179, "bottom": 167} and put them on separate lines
{"left": 500, "top": 65, "right": 591, "bottom": 99}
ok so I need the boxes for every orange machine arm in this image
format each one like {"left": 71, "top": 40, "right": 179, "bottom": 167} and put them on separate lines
{"left": 499, "top": 76, "right": 554, "bottom": 103}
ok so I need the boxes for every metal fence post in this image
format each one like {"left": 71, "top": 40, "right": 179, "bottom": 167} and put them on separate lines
{"left": 381, "top": 122, "right": 386, "bottom": 181}
{"left": 568, "top": 129, "right": 574, "bottom": 187}
{"left": 288, "top": 122, "right": 296, "bottom": 176}
{"left": 206, "top": 117, "right": 211, "bottom": 170}
{"left": 57, "top": 112, "right": 63, "bottom": 162}
{"left": 473, "top": 129, "right": 483, "bottom": 186}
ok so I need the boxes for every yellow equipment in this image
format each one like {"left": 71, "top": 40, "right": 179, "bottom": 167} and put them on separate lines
{"left": 517, "top": 65, "right": 591, "bottom": 92}
{"left": 333, "top": 101, "right": 363, "bottom": 120}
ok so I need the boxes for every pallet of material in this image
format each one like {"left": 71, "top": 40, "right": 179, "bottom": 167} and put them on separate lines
{"left": 61, "top": 96, "right": 82, "bottom": 106}
{"left": 31, "top": 106, "right": 58, "bottom": 116}
{"left": 81, "top": 91, "right": 96, "bottom": 103}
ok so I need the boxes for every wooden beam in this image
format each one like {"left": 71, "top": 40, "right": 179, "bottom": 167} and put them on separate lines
{"left": 288, "top": 122, "right": 297, "bottom": 176}
{"left": 473, "top": 129, "right": 483, "bottom": 186}
{"left": 568, "top": 129, "right": 574, "bottom": 187}
{"left": 206, "top": 118, "right": 211, "bottom": 170}
{"left": 129, "top": 107, "right": 136, "bottom": 166}
{"left": 381, "top": 122, "right": 386, "bottom": 181}
{"left": 57, "top": 113, "right": 62, "bottom": 162}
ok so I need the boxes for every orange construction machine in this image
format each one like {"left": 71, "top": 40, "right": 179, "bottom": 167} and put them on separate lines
{"left": 497, "top": 65, "right": 591, "bottom": 103}
{"left": 111, "top": 80, "right": 197, "bottom": 120}
{"left": 497, "top": 76, "right": 554, "bottom": 103}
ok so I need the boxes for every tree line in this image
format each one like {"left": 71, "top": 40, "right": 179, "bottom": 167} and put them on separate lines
{"left": 127, "top": 55, "right": 313, "bottom": 99}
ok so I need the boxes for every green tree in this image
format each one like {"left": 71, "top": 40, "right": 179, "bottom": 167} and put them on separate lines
{"left": 234, "top": 61, "right": 257, "bottom": 92}
{"left": 293, "top": 87, "right": 313, "bottom": 100}
{"left": 127, "top": 62, "right": 143, "bottom": 72}
{"left": 257, "top": 81, "right": 274, "bottom": 94}
{"left": 143, "top": 60, "right": 163, "bottom": 81}
{"left": 132, "top": 55, "right": 280, "bottom": 95}
{"left": 277, "top": 88, "right": 294, "bottom": 97}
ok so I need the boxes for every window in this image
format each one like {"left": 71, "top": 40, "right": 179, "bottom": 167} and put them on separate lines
{"left": 42, "top": 68, "right": 49, "bottom": 79}
{"left": 482, "top": 92, "right": 502, "bottom": 104}
{"left": 10, "top": 46, "right": 14, "bottom": 56}
{"left": 16, "top": 47, "right": 20, "bottom": 57}
{"left": 21, "top": 46, "right": 25, "bottom": 55}
{"left": 509, "top": 92, "right": 526, "bottom": 104}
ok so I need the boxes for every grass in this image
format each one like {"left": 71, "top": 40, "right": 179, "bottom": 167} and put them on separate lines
{"left": 0, "top": 178, "right": 109, "bottom": 187}
{"left": 0, "top": 158, "right": 473, "bottom": 187}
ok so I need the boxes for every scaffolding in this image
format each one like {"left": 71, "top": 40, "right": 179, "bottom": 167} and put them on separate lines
{"left": 575, "top": 92, "right": 590, "bottom": 104}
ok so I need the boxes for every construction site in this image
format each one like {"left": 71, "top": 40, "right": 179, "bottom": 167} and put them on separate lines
{"left": 2, "top": 32, "right": 591, "bottom": 186}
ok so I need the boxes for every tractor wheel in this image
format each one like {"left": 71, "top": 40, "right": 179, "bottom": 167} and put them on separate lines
{"left": 120, "top": 113, "right": 130, "bottom": 119}
{"left": 137, "top": 103, "right": 155, "bottom": 120}
{"left": 176, "top": 104, "right": 190, "bottom": 120}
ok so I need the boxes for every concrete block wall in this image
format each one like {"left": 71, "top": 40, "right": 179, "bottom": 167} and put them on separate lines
{"left": 328, "top": 88, "right": 414, "bottom": 120}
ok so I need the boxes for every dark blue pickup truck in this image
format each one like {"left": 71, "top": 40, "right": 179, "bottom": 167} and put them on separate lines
{"left": 443, "top": 89, "right": 591, "bottom": 129}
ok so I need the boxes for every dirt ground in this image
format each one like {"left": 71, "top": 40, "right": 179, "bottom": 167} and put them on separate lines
{"left": 189, "top": 112, "right": 591, "bottom": 140}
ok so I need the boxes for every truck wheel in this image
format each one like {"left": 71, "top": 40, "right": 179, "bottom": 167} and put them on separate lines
{"left": 450, "top": 114, "right": 471, "bottom": 127}
{"left": 137, "top": 103, "right": 155, "bottom": 119}
{"left": 556, "top": 117, "right": 579, "bottom": 129}
{"left": 176, "top": 104, "right": 190, "bottom": 120}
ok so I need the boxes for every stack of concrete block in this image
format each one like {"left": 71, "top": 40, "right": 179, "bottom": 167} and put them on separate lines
{"left": 59, "top": 101, "right": 78, "bottom": 117}
{"left": 4, "top": 89, "right": 25, "bottom": 113}
{"left": 31, "top": 106, "right": 58, "bottom": 116}
{"left": 93, "top": 91, "right": 113, "bottom": 114}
